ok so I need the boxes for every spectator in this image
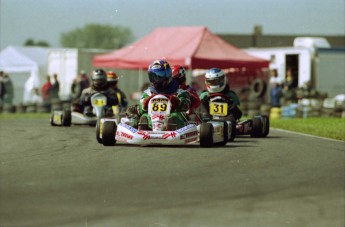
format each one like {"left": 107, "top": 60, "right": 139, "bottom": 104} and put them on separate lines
{"left": 41, "top": 75, "right": 52, "bottom": 102}
{"left": 269, "top": 69, "right": 283, "bottom": 107}
{"left": 283, "top": 68, "right": 297, "bottom": 104}
{"left": 31, "top": 88, "right": 43, "bottom": 104}
{"left": 50, "top": 74, "right": 60, "bottom": 100}
{"left": 2, "top": 73, "right": 14, "bottom": 105}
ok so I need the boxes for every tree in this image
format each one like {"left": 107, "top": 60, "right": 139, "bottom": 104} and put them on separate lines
{"left": 24, "top": 38, "right": 50, "bottom": 47}
{"left": 60, "top": 24, "right": 133, "bottom": 49}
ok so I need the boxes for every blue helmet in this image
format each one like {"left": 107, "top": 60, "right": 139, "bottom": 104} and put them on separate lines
{"left": 148, "top": 59, "right": 172, "bottom": 91}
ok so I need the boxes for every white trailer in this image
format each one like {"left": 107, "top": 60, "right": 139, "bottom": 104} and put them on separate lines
{"left": 47, "top": 48, "right": 109, "bottom": 100}
{"left": 243, "top": 37, "right": 345, "bottom": 97}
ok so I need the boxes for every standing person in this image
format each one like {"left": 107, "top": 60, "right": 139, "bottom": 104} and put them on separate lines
{"left": 283, "top": 68, "right": 297, "bottom": 104}
{"left": 269, "top": 69, "right": 283, "bottom": 107}
{"left": 171, "top": 65, "right": 201, "bottom": 114}
{"left": 2, "top": 73, "right": 14, "bottom": 105}
{"left": 137, "top": 59, "right": 191, "bottom": 130}
{"left": 199, "top": 68, "right": 242, "bottom": 121}
{"left": 106, "top": 71, "right": 128, "bottom": 112}
{"left": 50, "top": 74, "right": 60, "bottom": 100}
{"left": 41, "top": 75, "right": 52, "bottom": 103}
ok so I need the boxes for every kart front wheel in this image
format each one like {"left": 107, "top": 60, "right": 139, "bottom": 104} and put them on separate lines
{"left": 62, "top": 110, "right": 71, "bottom": 126}
{"left": 228, "top": 116, "right": 236, "bottom": 142}
{"left": 102, "top": 121, "right": 117, "bottom": 146}
{"left": 200, "top": 122, "right": 213, "bottom": 147}
{"left": 96, "top": 120, "right": 102, "bottom": 144}
{"left": 219, "top": 121, "right": 228, "bottom": 146}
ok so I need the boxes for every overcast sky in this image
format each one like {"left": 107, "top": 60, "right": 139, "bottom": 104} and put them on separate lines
{"left": 0, "top": 0, "right": 344, "bottom": 49}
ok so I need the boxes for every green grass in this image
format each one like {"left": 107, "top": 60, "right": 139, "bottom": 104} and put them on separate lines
{"left": 0, "top": 113, "right": 51, "bottom": 120}
{"left": 1, "top": 113, "right": 344, "bottom": 141}
{"left": 270, "top": 117, "right": 345, "bottom": 141}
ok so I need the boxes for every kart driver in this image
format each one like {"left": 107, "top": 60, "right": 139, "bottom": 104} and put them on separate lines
{"left": 137, "top": 59, "right": 191, "bottom": 130}
{"left": 171, "top": 65, "right": 201, "bottom": 113}
{"left": 106, "top": 71, "right": 128, "bottom": 112}
{"left": 199, "top": 68, "right": 242, "bottom": 121}
{"left": 80, "top": 69, "right": 119, "bottom": 116}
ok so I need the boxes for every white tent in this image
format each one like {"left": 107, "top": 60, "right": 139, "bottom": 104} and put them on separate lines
{"left": 0, "top": 46, "right": 49, "bottom": 104}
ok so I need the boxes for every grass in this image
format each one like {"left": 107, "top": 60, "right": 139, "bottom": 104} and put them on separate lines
{"left": 1, "top": 113, "right": 344, "bottom": 141}
{"left": 0, "top": 113, "right": 51, "bottom": 120}
{"left": 270, "top": 117, "right": 345, "bottom": 141}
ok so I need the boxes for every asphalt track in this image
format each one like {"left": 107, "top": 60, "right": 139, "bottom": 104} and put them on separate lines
{"left": 0, "top": 119, "right": 344, "bottom": 227}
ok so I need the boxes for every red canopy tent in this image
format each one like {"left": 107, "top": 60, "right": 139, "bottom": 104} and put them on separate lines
{"left": 93, "top": 26, "right": 269, "bottom": 70}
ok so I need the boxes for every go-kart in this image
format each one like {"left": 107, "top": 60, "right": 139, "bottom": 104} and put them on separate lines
{"left": 200, "top": 94, "right": 269, "bottom": 141}
{"left": 236, "top": 115, "right": 269, "bottom": 138}
{"left": 98, "top": 94, "right": 230, "bottom": 147}
{"left": 50, "top": 92, "right": 119, "bottom": 130}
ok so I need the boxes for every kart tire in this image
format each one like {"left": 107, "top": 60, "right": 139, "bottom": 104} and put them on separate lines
{"left": 229, "top": 116, "right": 236, "bottom": 142}
{"left": 62, "top": 110, "right": 72, "bottom": 127}
{"left": 250, "top": 78, "right": 266, "bottom": 98}
{"left": 262, "top": 115, "right": 270, "bottom": 137}
{"left": 96, "top": 120, "right": 102, "bottom": 144}
{"left": 250, "top": 116, "right": 263, "bottom": 137}
{"left": 219, "top": 121, "right": 228, "bottom": 146}
{"left": 200, "top": 122, "right": 213, "bottom": 147}
{"left": 102, "top": 121, "right": 117, "bottom": 146}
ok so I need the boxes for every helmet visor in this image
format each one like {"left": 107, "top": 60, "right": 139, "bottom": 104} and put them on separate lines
{"left": 206, "top": 75, "right": 225, "bottom": 87}
{"left": 149, "top": 71, "right": 171, "bottom": 89}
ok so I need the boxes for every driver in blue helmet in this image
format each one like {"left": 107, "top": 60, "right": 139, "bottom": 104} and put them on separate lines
{"left": 136, "top": 59, "right": 191, "bottom": 130}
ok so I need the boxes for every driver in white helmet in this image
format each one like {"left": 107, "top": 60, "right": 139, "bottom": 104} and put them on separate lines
{"left": 199, "top": 68, "right": 242, "bottom": 120}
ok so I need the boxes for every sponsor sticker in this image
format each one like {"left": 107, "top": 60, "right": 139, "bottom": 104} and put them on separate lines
{"left": 119, "top": 123, "right": 137, "bottom": 133}
{"left": 176, "top": 124, "right": 196, "bottom": 133}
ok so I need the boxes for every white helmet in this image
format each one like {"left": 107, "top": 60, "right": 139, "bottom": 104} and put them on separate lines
{"left": 205, "top": 68, "right": 227, "bottom": 93}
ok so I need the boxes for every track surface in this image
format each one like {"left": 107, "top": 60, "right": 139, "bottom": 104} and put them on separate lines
{"left": 0, "top": 119, "right": 344, "bottom": 227}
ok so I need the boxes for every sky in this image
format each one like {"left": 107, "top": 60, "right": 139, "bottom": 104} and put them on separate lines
{"left": 0, "top": 0, "right": 344, "bottom": 49}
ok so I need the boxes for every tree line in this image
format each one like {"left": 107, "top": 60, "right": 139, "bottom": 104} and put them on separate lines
{"left": 24, "top": 24, "right": 133, "bottom": 49}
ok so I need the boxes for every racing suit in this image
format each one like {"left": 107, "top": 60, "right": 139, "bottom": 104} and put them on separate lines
{"left": 138, "top": 80, "right": 191, "bottom": 129}
{"left": 180, "top": 84, "right": 201, "bottom": 112}
{"left": 199, "top": 85, "right": 242, "bottom": 121}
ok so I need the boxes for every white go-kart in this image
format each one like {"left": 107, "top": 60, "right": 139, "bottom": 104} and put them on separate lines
{"left": 98, "top": 94, "right": 232, "bottom": 147}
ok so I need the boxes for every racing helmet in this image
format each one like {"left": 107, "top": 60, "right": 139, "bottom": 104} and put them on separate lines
{"left": 106, "top": 71, "right": 119, "bottom": 82}
{"left": 205, "top": 68, "right": 227, "bottom": 93}
{"left": 148, "top": 59, "right": 172, "bottom": 91}
{"left": 92, "top": 69, "right": 107, "bottom": 90}
{"left": 171, "top": 65, "right": 186, "bottom": 86}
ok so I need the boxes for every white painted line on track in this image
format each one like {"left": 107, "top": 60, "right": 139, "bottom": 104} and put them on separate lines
{"left": 271, "top": 127, "right": 345, "bottom": 143}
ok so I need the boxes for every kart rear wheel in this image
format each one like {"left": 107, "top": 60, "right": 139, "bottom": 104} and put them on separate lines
{"left": 102, "top": 121, "right": 117, "bottom": 146}
{"left": 262, "top": 115, "right": 270, "bottom": 137}
{"left": 250, "top": 117, "right": 263, "bottom": 137}
{"left": 200, "top": 122, "right": 213, "bottom": 147}
{"left": 62, "top": 110, "right": 72, "bottom": 126}
{"left": 96, "top": 120, "right": 102, "bottom": 144}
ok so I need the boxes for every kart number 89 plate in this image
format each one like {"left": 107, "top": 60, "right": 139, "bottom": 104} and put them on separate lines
{"left": 151, "top": 102, "right": 168, "bottom": 113}
{"left": 93, "top": 99, "right": 105, "bottom": 106}
{"left": 210, "top": 102, "right": 228, "bottom": 116}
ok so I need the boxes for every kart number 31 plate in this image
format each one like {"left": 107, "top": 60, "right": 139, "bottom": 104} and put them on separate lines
{"left": 210, "top": 102, "right": 228, "bottom": 116}
{"left": 93, "top": 99, "right": 105, "bottom": 106}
